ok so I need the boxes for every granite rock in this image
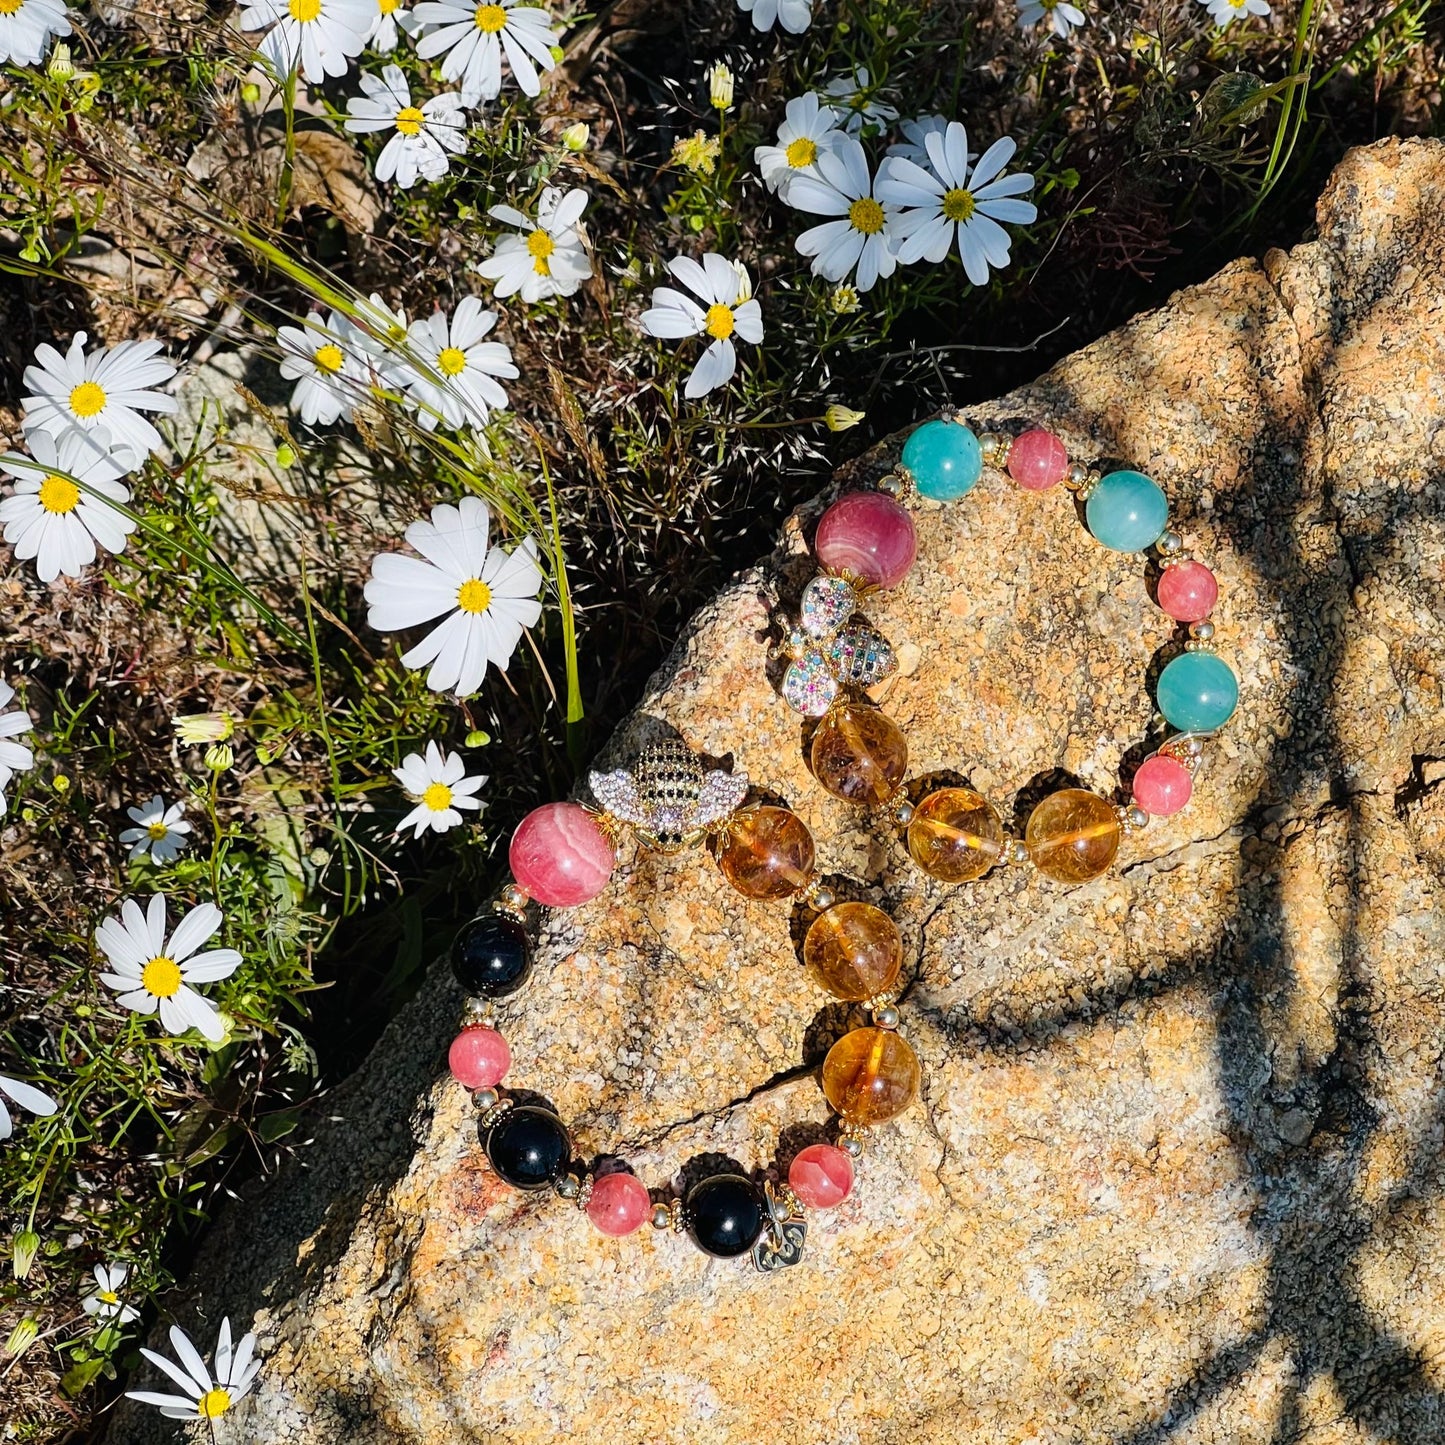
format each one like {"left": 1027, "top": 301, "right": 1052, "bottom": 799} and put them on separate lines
{"left": 113, "top": 138, "right": 1445, "bottom": 1445}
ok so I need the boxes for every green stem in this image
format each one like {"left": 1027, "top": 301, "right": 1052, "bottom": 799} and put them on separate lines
{"left": 277, "top": 66, "right": 298, "bottom": 228}
{"left": 536, "top": 441, "right": 584, "bottom": 763}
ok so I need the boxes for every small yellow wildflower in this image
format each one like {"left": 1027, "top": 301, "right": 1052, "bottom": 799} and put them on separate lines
{"left": 672, "top": 130, "right": 722, "bottom": 176}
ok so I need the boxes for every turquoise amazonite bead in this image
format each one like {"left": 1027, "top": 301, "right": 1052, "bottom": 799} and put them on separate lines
{"left": 1085, "top": 470, "right": 1170, "bottom": 553}
{"left": 1156, "top": 651, "right": 1239, "bottom": 733}
{"left": 901, "top": 419, "right": 982, "bottom": 501}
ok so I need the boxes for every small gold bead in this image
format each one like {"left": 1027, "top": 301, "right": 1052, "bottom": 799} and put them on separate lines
{"left": 804, "top": 878, "right": 836, "bottom": 912}
{"left": 893, "top": 795, "right": 915, "bottom": 825}
{"left": 1121, "top": 803, "right": 1150, "bottom": 831}
{"left": 1003, "top": 838, "right": 1030, "bottom": 866}
{"left": 474, "top": 1087, "right": 499, "bottom": 1110}
{"left": 650, "top": 1203, "right": 673, "bottom": 1230}
{"left": 838, "top": 1126, "right": 866, "bottom": 1158}
{"left": 461, "top": 997, "right": 494, "bottom": 1028}
{"left": 496, "top": 884, "right": 529, "bottom": 917}
{"left": 877, "top": 473, "right": 904, "bottom": 497}
{"left": 1065, "top": 461, "right": 1090, "bottom": 489}
{"left": 1190, "top": 620, "right": 1216, "bottom": 642}
{"left": 979, "top": 431, "right": 1010, "bottom": 467}
{"left": 1156, "top": 530, "right": 1183, "bottom": 556}
{"left": 873, "top": 1003, "right": 901, "bottom": 1029}
{"left": 555, "top": 1173, "right": 580, "bottom": 1200}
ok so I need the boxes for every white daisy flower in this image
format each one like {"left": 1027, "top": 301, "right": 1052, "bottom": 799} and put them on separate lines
{"left": 345, "top": 65, "right": 468, "bottom": 188}
{"left": 887, "top": 115, "right": 953, "bottom": 169}
{"left": 640, "top": 254, "right": 763, "bottom": 401}
{"left": 788, "top": 138, "right": 899, "bottom": 293}
{"left": 400, "top": 296, "right": 517, "bottom": 432}
{"left": 365, "top": 0, "right": 419, "bottom": 50}
{"left": 119, "top": 794, "right": 193, "bottom": 865}
{"left": 476, "top": 186, "right": 592, "bottom": 302}
{"left": 0, "top": 1073, "right": 57, "bottom": 1141}
{"left": 364, "top": 495, "right": 543, "bottom": 697}
{"left": 82, "top": 1264, "right": 141, "bottom": 1326}
{"left": 338, "top": 293, "right": 415, "bottom": 397}
{"left": 735, "top": 0, "right": 811, "bottom": 34}
{"left": 0, "top": 0, "right": 68, "bottom": 65}
{"left": 276, "top": 310, "right": 367, "bottom": 427}
{"left": 820, "top": 67, "right": 899, "bottom": 136}
{"left": 95, "top": 896, "right": 243, "bottom": 1045}
{"left": 0, "top": 427, "right": 138, "bottom": 585}
{"left": 877, "top": 122, "right": 1038, "bottom": 285}
{"left": 0, "top": 677, "right": 34, "bottom": 818}
{"left": 21, "top": 331, "right": 177, "bottom": 459}
{"left": 1018, "top": 0, "right": 1085, "bottom": 35}
{"left": 754, "top": 92, "right": 844, "bottom": 200}
{"left": 238, "top": 0, "right": 372, "bottom": 84}
{"left": 125, "top": 1318, "right": 261, "bottom": 1422}
{"left": 1201, "top": 0, "right": 1270, "bottom": 23}
{"left": 412, "top": 0, "right": 559, "bottom": 108}
{"left": 392, "top": 740, "right": 486, "bottom": 838}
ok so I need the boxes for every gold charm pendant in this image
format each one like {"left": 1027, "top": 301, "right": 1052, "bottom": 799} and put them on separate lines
{"left": 588, "top": 737, "right": 749, "bottom": 854}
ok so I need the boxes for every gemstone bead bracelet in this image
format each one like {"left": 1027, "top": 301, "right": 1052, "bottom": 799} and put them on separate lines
{"left": 443, "top": 738, "right": 921, "bottom": 1270}
{"left": 779, "top": 414, "right": 1240, "bottom": 886}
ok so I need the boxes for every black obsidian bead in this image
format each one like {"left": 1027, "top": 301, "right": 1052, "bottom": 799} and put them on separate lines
{"left": 452, "top": 913, "right": 532, "bottom": 997}
{"left": 483, "top": 1106, "right": 571, "bottom": 1190}
{"left": 685, "top": 1174, "right": 765, "bottom": 1258}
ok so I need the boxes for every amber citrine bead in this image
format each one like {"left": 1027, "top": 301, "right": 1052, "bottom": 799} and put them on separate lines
{"left": 1025, "top": 788, "right": 1121, "bottom": 883}
{"left": 804, "top": 902, "right": 903, "bottom": 1001}
{"left": 822, "top": 1026, "right": 920, "bottom": 1126}
{"left": 715, "top": 806, "right": 815, "bottom": 900}
{"left": 810, "top": 704, "right": 908, "bottom": 807}
{"left": 907, "top": 787, "right": 1004, "bottom": 882}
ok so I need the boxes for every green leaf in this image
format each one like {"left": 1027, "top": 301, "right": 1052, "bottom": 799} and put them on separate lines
{"left": 61, "top": 1357, "right": 109, "bottom": 1397}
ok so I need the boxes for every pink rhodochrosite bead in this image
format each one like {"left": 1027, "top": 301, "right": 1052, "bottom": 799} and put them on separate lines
{"left": 509, "top": 803, "right": 614, "bottom": 908}
{"left": 1157, "top": 560, "right": 1219, "bottom": 623}
{"left": 1007, "top": 429, "right": 1069, "bottom": 492}
{"left": 585, "top": 1172, "right": 651, "bottom": 1237}
{"left": 788, "top": 1143, "right": 855, "bottom": 1209}
{"left": 448, "top": 1026, "right": 510, "bottom": 1089}
{"left": 815, "top": 492, "right": 917, "bottom": 588}
{"left": 1133, "top": 754, "right": 1194, "bottom": 817}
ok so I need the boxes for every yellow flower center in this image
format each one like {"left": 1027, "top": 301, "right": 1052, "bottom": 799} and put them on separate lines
{"left": 457, "top": 577, "right": 492, "bottom": 613}
{"left": 438, "top": 346, "right": 468, "bottom": 377}
{"left": 422, "top": 781, "right": 454, "bottom": 811}
{"left": 38, "top": 474, "right": 81, "bottom": 514}
{"left": 197, "top": 1389, "right": 232, "bottom": 1419}
{"left": 474, "top": 2, "right": 507, "bottom": 29}
{"left": 69, "top": 380, "right": 106, "bottom": 418}
{"left": 313, "top": 343, "right": 344, "bottom": 373}
{"left": 147, "top": 821, "right": 170, "bottom": 840}
{"left": 848, "top": 197, "right": 885, "bottom": 235}
{"left": 0, "top": 0, "right": 22, "bottom": 15}
{"left": 289, "top": 0, "right": 321, "bottom": 20}
{"left": 377, "top": 0, "right": 399, "bottom": 11}
{"left": 528, "top": 229, "right": 555, "bottom": 275}
{"left": 784, "top": 137, "right": 817, "bottom": 169}
{"left": 395, "top": 106, "right": 425, "bottom": 136}
{"left": 98, "top": 1290, "right": 119, "bottom": 1305}
{"left": 704, "top": 303, "right": 735, "bottom": 340}
{"left": 141, "top": 956, "right": 182, "bottom": 999}
{"left": 941, "top": 187, "right": 976, "bottom": 223}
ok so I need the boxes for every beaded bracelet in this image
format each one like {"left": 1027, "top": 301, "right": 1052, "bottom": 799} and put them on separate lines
{"left": 444, "top": 738, "right": 922, "bottom": 1270}
{"left": 778, "top": 414, "right": 1240, "bottom": 886}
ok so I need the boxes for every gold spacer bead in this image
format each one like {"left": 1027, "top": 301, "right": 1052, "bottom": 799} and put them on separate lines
{"left": 1064, "top": 461, "right": 1090, "bottom": 489}
{"left": 650, "top": 1202, "right": 673, "bottom": 1230}
{"left": 495, "top": 884, "right": 529, "bottom": 919}
{"left": 1002, "top": 837, "right": 1031, "bottom": 866}
{"left": 670, "top": 1198, "right": 687, "bottom": 1233}
{"left": 978, "top": 431, "right": 1011, "bottom": 468}
{"left": 1183, "top": 639, "right": 1217, "bottom": 653}
{"left": 460, "top": 997, "right": 495, "bottom": 1028}
{"left": 1156, "top": 529, "right": 1183, "bottom": 557}
{"left": 892, "top": 792, "right": 915, "bottom": 825}
{"left": 803, "top": 878, "right": 835, "bottom": 912}
{"left": 1117, "top": 803, "right": 1150, "bottom": 832}
{"left": 477, "top": 1096, "right": 515, "bottom": 1132}
{"left": 838, "top": 1125, "right": 867, "bottom": 1158}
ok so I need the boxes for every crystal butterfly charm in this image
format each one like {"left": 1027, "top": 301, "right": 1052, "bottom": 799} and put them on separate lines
{"left": 781, "top": 574, "right": 898, "bottom": 718}
{"left": 588, "top": 737, "right": 750, "bottom": 854}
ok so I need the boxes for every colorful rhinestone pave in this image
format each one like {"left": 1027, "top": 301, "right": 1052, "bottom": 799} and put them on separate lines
{"left": 780, "top": 415, "right": 1239, "bottom": 886}
{"left": 445, "top": 736, "right": 921, "bottom": 1271}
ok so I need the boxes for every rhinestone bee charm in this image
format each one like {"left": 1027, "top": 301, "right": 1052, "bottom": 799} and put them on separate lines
{"left": 780, "top": 574, "right": 898, "bottom": 718}
{"left": 588, "top": 738, "right": 750, "bottom": 854}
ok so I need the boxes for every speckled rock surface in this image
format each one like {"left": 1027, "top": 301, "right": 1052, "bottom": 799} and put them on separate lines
{"left": 113, "top": 137, "right": 1445, "bottom": 1445}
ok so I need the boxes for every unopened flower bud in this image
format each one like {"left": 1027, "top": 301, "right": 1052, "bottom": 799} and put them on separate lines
{"left": 204, "top": 743, "right": 234, "bottom": 773}
{"left": 708, "top": 62, "right": 734, "bottom": 111}
{"left": 561, "top": 122, "right": 589, "bottom": 152}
